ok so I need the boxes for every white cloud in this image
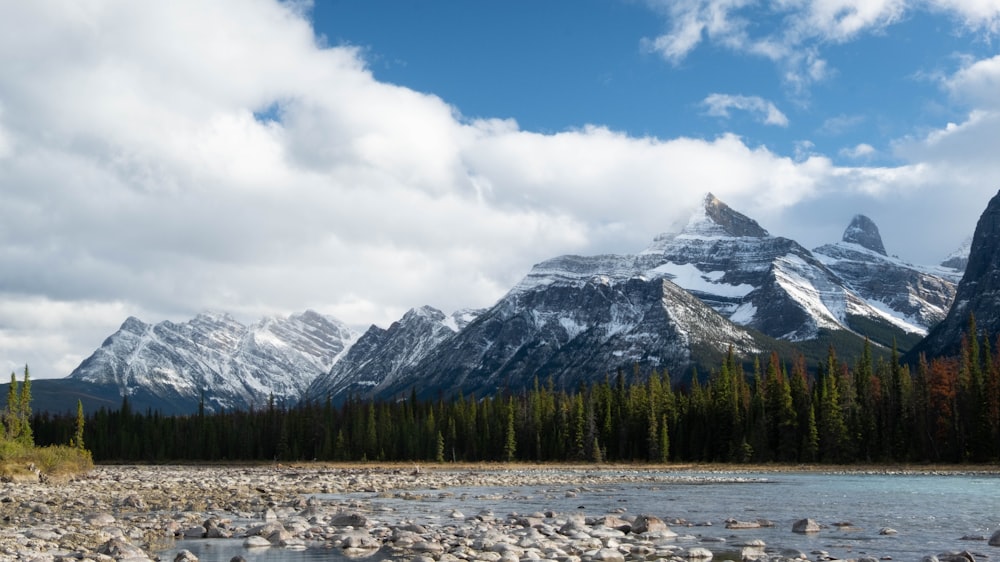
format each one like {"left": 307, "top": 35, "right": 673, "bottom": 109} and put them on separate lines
{"left": 929, "top": 0, "right": 1000, "bottom": 31}
{"left": 0, "top": 0, "right": 997, "bottom": 380}
{"left": 643, "top": 0, "right": 997, "bottom": 90}
{"left": 702, "top": 93, "right": 790, "bottom": 126}
{"left": 641, "top": 0, "right": 753, "bottom": 64}
{"left": 945, "top": 54, "right": 1000, "bottom": 109}
{"left": 839, "top": 143, "right": 877, "bottom": 159}
{"left": 819, "top": 114, "right": 866, "bottom": 135}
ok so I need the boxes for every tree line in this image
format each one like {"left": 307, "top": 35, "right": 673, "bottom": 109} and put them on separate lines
{"left": 30, "top": 317, "right": 1000, "bottom": 464}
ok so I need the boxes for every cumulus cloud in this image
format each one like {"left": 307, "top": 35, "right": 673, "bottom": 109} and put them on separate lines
{"left": 945, "top": 54, "right": 1000, "bottom": 109}
{"left": 0, "top": 0, "right": 997, "bottom": 379}
{"left": 702, "top": 94, "right": 790, "bottom": 126}
{"left": 643, "top": 0, "right": 996, "bottom": 90}
{"left": 839, "top": 143, "right": 877, "bottom": 159}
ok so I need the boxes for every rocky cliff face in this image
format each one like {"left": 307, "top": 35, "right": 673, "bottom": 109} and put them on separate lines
{"left": 68, "top": 310, "right": 357, "bottom": 412}
{"left": 50, "top": 194, "right": 975, "bottom": 414}
{"left": 813, "top": 215, "right": 957, "bottom": 334}
{"left": 908, "top": 190, "right": 1000, "bottom": 359}
{"left": 642, "top": 195, "right": 927, "bottom": 342}
{"left": 305, "top": 306, "right": 479, "bottom": 402}
{"left": 385, "top": 269, "right": 761, "bottom": 400}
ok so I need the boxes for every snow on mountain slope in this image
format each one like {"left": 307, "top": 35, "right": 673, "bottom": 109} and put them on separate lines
{"left": 69, "top": 310, "right": 357, "bottom": 412}
{"left": 306, "top": 306, "right": 475, "bottom": 403}
{"left": 640, "top": 194, "right": 885, "bottom": 340}
{"left": 377, "top": 270, "right": 761, "bottom": 401}
{"left": 813, "top": 215, "right": 956, "bottom": 335}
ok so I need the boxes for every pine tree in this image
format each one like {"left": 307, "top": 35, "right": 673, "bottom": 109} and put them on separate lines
{"left": 4, "top": 372, "right": 18, "bottom": 441}
{"left": 19, "top": 365, "right": 32, "bottom": 446}
{"left": 73, "top": 399, "right": 85, "bottom": 450}
{"left": 502, "top": 398, "right": 517, "bottom": 462}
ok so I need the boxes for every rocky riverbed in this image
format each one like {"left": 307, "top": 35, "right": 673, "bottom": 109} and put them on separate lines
{"left": 0, "top": 465, "right": 997, "bottom": 562}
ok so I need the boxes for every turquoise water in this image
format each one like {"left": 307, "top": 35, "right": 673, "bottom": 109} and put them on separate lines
{"left": 162, "top": 471, "right": 1000, "bottom": 562}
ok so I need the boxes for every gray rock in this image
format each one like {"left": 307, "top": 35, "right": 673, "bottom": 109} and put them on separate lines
{"left": 243, "top": 536, "right": 271, "bottom": 548}
{"left": 330, "top": 512, "right": 369, "bottom": 527}
{"left": 85, "top": 512, "right": 116, "bottom": 526}
{"left": 685, "top": 547, "right": 714, "bottom": 559}
{"left": 173, "top": 549, "right": 199, "bottom": 562}
{"left": 791, "top": 519, "right": 820, "bottom": 534}
{"left": 412, "top": 541, "right": 445, "bottom": 554}
{"left": 937, "top": 551, "right": 976, "bottom": 562}
{"left": 97, "top": 537, "right": 148, "bottom": 559}
{"left": 593, "top": 547, "right": 626, "bottom": 562}
{"left": 631, "top": 514, "right": 674, "bottom": 536}
{"left": 990, "top": 529, "right": 1000, "bottom": 546}
{"left": 181, "top": 525, "right": 206, "bottom": 538}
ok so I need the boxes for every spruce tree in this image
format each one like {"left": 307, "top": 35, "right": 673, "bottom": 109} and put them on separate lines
{"left": 73, "top": 399, "right": 85, "bottom": 450}
{"left": 5, "top": 372, "right": 19, "bottom": 442}
{"left": 18, "top": 366, "right": 32, "bottom": 445}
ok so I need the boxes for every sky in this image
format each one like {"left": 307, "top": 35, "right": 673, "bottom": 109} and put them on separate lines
{"left": 2, "top": 0, "right": 1000, "bottom": 379}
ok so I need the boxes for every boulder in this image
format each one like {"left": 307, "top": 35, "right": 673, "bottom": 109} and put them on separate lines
{"left": 243, "top": 536, "right": 271, "bottom": 548}
{"left": 330, "top": 512, "right": 369, "bottom": 527}
{"left": 173, "top": 550, "right": 199, "bottom": 562}
{"left": 685, "top": 547, "right": 714, "bottom": 559}
{"left": 792, "top": 519, "right": 820, "bottom": 534}
{"left": 593, "top": 547, "right": 626, "bottom": 562}
{"left": 97, "top": 537, "right": 149, "bottom": 559}
{"left": 938, "top": 551, "right": 976, "bottom": 562}
{"left": 990, "top": 529, "right": 1000, "bottom": 546}
{"left": 632, "top": 514, "right": 672, "bottom": 535}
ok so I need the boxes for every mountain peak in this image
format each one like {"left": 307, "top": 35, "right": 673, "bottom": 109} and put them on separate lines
{"left": 842, "top": 214, "right": 887, "bottom": 255}
{"left": 908, "top": 189, "right": 1000, "bottom": 360}
{"left": 690, "top": 193, "right": 770, "bottom": 238}
{"left": 940, "top": 236, "right": 972, "bottom": 271}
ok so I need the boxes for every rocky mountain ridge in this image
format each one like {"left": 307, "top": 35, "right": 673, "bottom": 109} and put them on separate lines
{"left": 908, "top": 190, "right": 1000, "bottom": 360}
{"left": 53, "top": 310, "right": 357, "bottom": 413}
{"left": 29, "top": 194, "right": 973, "bottom": 414}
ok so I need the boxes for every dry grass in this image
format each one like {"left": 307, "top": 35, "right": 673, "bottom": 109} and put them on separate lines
{"left": 0, "top": 440, "right": 93, "bottom": 481}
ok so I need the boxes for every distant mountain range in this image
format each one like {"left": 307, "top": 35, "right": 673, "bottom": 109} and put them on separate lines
{"left": 29, "top": 194, "right": 976, "bottom": 414}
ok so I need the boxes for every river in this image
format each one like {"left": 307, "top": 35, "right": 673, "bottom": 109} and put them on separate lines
{"left": 161, "top": 470, "right": 1000, "bottom": 562}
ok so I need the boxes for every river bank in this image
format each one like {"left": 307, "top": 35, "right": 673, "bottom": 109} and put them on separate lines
{"left": 1, "top": 464, "right": 998, "bottom": 561}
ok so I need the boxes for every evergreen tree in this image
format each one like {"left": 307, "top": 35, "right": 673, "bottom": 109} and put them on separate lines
{"left": 73, "top": 399, "right": 85, "bottom": 450}
{"left": 4, "top": 372, "right": 19, "bottom": 441}
{"left": 19, "top": 365, "right": 31, "bottom": 439}
{"left": 502, "top": 398, "right": 517, "bottom": 462}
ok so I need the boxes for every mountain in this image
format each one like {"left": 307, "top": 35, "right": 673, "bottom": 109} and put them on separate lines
{"left": 641, "top": 194, "right": 935, "bottom": 346}
{"left": 306, "top": 255, "right": 764, "bottom": 403}
{"left": 305, "top": 306, "right": 480, "bottom": 402}
{"left": 51, "top": 310, "right": 357, "bottom": 414}
{"left": 908, "top": 190, "right": 1000, "bottom": 360}
{"left": 42, "top": 194, "right": 971, "bottom": 413}
{"left": 939, "top": 237, "right": 972, "bottom": 280}
{"left": 812, "top": 214, "right": 957, "bottom": 343}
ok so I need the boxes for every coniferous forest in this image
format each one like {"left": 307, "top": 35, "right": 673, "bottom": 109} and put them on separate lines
{"left": 30, "top": 319, "right": 1000, "bottom": 465}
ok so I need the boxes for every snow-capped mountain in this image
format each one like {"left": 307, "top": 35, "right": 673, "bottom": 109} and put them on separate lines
{"left": 909, "top": 189, "right": 1000, "bottom": 360}
{"left": 67, "top": 310, "right": 357, "bottom": 412}
{"left": 640, "top": 194, "right": 939, "bottom": 343}
{"left": 305, "top": 306, "right": 480, "bottom": 402}
{"left": 813, "top": 214, "right": 957, "bottom": 336}
{"left": 360, "top": 266, "right": 762, "bottom": 402}
{"left": 939, "top": 237, "right": 972, "bottom": 281}
{"left": 40, "top": 193, "right": 977, "bottom": 413}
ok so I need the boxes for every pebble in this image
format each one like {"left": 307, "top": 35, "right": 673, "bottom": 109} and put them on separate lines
{"left": 0, "top": 465, "right": 980, "bottom": 562}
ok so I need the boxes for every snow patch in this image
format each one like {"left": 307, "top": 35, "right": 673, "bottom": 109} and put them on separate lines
{"left": 647, "top": 262, "right": 754, "bottom": 297}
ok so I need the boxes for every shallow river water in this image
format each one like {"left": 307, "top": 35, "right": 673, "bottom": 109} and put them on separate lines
{"left": 162, "top": 470, "right": 1000, "bottom": 562}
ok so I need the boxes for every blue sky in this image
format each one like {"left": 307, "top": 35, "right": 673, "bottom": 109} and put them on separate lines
{"left": 311, "top": 1, "right": 993, "bottom": 166}
{"left": 1, "top": 0, "right": 999, "bottom": 378}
